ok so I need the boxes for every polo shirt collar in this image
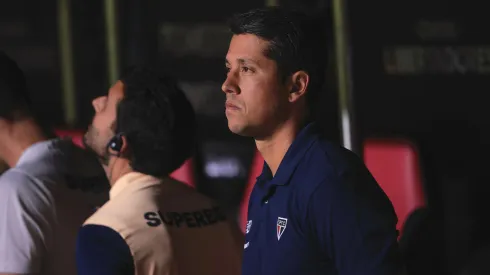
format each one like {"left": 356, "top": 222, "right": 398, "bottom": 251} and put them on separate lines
{"left": 110, "top": 172, "right": 161, "bottom": 199}
{"left": 256, "top": 122, "right": 319, "bottom": 186}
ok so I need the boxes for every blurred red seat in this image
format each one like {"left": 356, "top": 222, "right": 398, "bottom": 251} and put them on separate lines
{"left": 239, "top": 151, "right": 263, "bottom": 233}
{"left": 363, "top": 138, "right": 425, "bottom": 234}
{"left": 170, "top": 158, "right": 195, "bottom": 188}
{"left": 54, "top": 129, "right": 85, "bottom": 147}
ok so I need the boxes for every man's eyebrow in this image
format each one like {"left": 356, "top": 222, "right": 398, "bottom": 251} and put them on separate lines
{"left": 225, "top": 58, "right": 261, "bottom": 67}
{"left": 237, "top": 58, "right": 259, "bottom": 65}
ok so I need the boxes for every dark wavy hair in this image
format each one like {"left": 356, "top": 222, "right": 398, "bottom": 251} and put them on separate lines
{"left": 116, "top": 66, "right": 196, "bottom": 178}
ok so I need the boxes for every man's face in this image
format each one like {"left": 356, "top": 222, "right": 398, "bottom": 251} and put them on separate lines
{"left": 84, "top": 80, "right": 124, "bottom": 165}
{"left": 222, "top": 34, "right": 290, "bottom": 139}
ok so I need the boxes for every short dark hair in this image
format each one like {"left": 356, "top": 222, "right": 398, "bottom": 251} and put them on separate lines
{"left": 228, "top": 7, "right": 327, "bottom": 111}
{"left": 116, "top": 66, "right": 196, "bottom": 178}
{"left": 0, "top": 51, "right": 31, "bottom": 120}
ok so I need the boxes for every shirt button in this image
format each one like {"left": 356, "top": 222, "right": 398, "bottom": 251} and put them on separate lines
{"left": 264, "top": 200, "right": 268, "bottom": 204}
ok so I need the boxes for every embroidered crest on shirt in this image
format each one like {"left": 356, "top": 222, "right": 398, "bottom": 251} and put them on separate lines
{"left": 276, "top": 217, "right": 288, "bottom": 240}
{"left": 246, "top": 220, "right": 252, "bottom": 234}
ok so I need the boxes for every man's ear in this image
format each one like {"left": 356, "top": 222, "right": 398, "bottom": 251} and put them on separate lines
{"left": 118, "top": 135, "right": 129, "bottom": 156}
{"left": 107, "top": 134, "right": 129, "bottom": 157}
{"left": 287, "top": 70, "right": 309, "bottom": 103}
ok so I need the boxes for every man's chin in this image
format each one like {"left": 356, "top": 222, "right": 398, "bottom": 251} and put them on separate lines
{"left": 228, "top": 123, "right": 246, "bottom": 136}
{"left": 228, "top": 123, "right": 254, "bottom": 137}
{"left": 82, "top": 135, "right": 90, "bottom": 148}
{"left": 82, "top": 141, "right": 109, "bottom": 166}
{"left": 228, "top": 122, "right": 270, "bottom": 140}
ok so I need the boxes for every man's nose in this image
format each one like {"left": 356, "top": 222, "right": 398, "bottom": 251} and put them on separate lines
{"left": 222, "top": 73, "right": 239, "bottom": 94}
{"left": 92, "top": 96, "right": 107, "bottom": 112}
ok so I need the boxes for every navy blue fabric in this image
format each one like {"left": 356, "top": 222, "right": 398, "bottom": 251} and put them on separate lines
{"left": 242, "top": 123, "right": 402, "bottom": 275}
{"left": 76, "top": 224, "right": 134, "bottom": 275}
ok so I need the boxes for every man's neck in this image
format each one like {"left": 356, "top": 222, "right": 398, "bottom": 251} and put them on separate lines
{"left": 255, "top": 119, "right": 304, "bottom": 176}
{"left": 0, "top": 119, "right": 47, "bottom": 167}
{"left": 105, "top": 159, "right": 135, "bottom": 187}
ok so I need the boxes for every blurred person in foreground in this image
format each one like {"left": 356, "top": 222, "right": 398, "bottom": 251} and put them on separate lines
{"left": 77, "top": 66, "right": 243, "bottom": 275}
{"left": 222, "top": 7, "right": 404, "bottom": 275}
{"left": 0, "top": 52, "right": 108, "bottom": 275}
{"left": 0, "top": 160, "right": 7, "bottom": 174}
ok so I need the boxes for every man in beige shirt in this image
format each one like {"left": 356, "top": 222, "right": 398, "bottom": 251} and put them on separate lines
{"left": 76, "top": 66, "right": 243, "bottom": 275}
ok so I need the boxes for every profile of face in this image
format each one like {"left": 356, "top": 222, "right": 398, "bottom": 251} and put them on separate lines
{"left": 84, "top": 80, "right": 124, "bottom": 165}
{"left": 222, "top": 34, "right": 293, "bottom": 139}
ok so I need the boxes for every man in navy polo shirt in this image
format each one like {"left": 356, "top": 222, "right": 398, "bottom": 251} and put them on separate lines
{"left": 222, "top": 7, "right": 404, "bottom": 275}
